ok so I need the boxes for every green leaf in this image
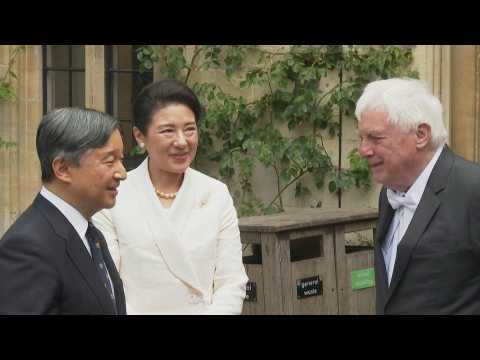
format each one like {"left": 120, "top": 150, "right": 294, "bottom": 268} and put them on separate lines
{"left": 328, "top": 180, "right": 337, "bottom": 193}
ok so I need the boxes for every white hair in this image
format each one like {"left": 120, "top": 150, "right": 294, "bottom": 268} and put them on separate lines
{"left": 355, "top": 78, "right": 447, "bottom": 148}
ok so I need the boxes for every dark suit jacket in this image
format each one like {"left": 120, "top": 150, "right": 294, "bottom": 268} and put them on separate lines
{"left": 375, "top": 146, "right": 480, "bottom": 314}
{"left": 0, "top": 194, "right": 126, "bottom": 314}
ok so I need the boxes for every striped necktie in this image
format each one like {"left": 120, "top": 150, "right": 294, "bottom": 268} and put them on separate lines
{"left": 85, "top": 222, "right": 117, "bottom": 314}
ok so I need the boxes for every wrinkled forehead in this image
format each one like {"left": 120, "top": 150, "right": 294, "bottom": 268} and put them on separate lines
{"left": 358, "top": 109, "right": 391, "bottom": 130}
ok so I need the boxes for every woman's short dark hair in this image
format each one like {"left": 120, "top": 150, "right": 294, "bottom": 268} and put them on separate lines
{"left": 133, "top": 79, "right": 203, "bottom": 134}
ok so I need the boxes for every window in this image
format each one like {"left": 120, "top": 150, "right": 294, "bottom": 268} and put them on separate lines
{"left": 105, "top": 45, "right": 153, "bottom": 157}
{"left": 42, "top": 45, "right": 85, "bottom": 114}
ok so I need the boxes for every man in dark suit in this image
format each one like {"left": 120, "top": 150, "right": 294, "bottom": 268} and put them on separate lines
{"left": 356, "top": 78, "right": 480, "bottom": 314}
{"left": 0, "top": 108, "right": 127, "bottom": 314}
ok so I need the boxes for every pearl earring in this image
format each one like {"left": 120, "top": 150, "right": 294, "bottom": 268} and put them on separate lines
{"left": 139, "top": 143, "right": 144, "bottom": 149}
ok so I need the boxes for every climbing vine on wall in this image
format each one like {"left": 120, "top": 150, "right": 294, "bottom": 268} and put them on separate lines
{"left": 136, "top": 45, "right": 418, "bottom": 216}
{"left": 0, "top": 45, "right": 25, "bottom": 149}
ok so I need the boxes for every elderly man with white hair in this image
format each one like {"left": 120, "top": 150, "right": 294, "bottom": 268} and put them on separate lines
{"left": 356, "top": 77, "right": 480, "bottom": 314}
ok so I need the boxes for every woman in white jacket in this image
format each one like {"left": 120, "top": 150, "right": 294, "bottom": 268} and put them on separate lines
{"left": 93, "top": 79, "right": 248, "bottom": 314}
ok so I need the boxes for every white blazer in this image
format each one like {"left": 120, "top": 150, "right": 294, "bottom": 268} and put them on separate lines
{"left": 92, "top": 158, "right": 248, "bottom": 314}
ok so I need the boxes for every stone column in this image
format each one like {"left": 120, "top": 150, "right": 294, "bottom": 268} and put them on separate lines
{"left": 85, "top": 45, "right": 105, "bottom": 111}
{"left": 0, "top": 45, "right": 42, "bottom": 235}
{"left": 450, "top": 45, "right": 480, "bottom": 162}
{"left": 414, "top": 45, "right": 452, "bottom": 145}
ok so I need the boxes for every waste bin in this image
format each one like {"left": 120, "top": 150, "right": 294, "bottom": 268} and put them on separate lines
{"left": 240, "top": 208, "right": 378, "bottom": 315}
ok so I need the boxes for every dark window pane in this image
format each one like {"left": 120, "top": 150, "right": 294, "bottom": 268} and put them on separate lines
{"left": 105, "top": 45, "right": 153, "bottom": 157}
{"left": 110, "top": 72, "right": 136, "bottom": 150}
{"left": 71, "top": 45, "right": 85, "bottom": 68}
{"left": 49, "top": 45, "right": 69, "bottom": 68}
{"left": 42, "top": 45, "right": 85, "bottom": 114}
{"left": 72, "top": 71, "right": 85, "bottom": 108}
{"left": 48, "top": 71, "right": 69, "bottom": 109}
{"left": 115, "top": 45, "right": 133, "bottom": 69}
{"left": 110, "top": 72, "right": 135, "bottom": 120}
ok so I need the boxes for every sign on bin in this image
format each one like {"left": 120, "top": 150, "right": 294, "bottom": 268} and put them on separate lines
{"left": 351, "top": 268, "right": 375, "bottom": 290}
{"left": 245, "top": 281, "right": 257, "bottom": 302}
{"left": 296, "top": 275, "right": 322, "bottom": 299}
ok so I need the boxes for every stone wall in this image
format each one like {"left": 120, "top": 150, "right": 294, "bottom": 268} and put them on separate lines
{"left": 0, "top": 45, "right": 42, "bottom": 235}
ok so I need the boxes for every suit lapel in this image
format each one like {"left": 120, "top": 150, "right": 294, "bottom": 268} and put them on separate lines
{"left": 384, "top": 146, "right": 453, "bottom": 308}
{"left": 375, "top": 188, "right": 394, "bottom": 309}
{"left": 376, "top": 188, "right": 395, "bottom": 246}
{"left": 385, "top": 187, "right": 440, "bottom": 305}
{"left": 132, "top": 159, "right": 203, "bottom": 295}
{"left": 34, "top": 194, "right": 117, "bottom": 314}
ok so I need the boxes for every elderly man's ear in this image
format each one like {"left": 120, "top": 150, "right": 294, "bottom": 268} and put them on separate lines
{"left": 416, "top": 123, "right": 432, "bottom": 149}
{"left": 52, "top": 156, "right": 73, "bottom": 184}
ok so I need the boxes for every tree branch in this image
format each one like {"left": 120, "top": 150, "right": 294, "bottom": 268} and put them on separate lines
{"left": 185, "top": 45, "right": 204, "bottom": 85}
{"left": 265, "top": 169, "right": 307, "bottom": 210}
{"left": 272, "top": 164, "right": 283, "bottom": 210}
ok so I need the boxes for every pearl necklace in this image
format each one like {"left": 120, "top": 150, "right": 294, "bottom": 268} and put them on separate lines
{"left": 155, "top": 189, "right": 178, "bottom": 199}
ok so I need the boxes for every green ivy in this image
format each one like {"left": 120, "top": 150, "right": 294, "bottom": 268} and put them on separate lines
{"left": 136, "top": 45, "right": 416, "bottom": 216}
{"left": 135, "top": 46, "right": 160, "bottom": 74}
{"left": 0, "top": 45, "right": 25, "bottom": 149}
{"left": 0, "top": 45, "right": 25, "bottom": 101}
{"left": 0, "top": 137, "right": 15, "bottom": 149}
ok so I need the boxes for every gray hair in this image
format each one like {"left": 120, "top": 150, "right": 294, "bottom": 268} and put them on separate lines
{"left": 36, "top": 107, "right": 120, "bottom": 182}
{"left": 355, "top": 78, "right": 447, "bottom": 148}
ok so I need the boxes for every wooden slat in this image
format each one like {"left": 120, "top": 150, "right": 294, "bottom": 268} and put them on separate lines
{"left": 344, "top": 250, "right": 375, "bottom": 315}
{"left": 239, "top": 208, "right": 378, "bottom": 233}
{"left": 261, "top": 233, "right": 284, "bottom": 314}
{"left": 288, "top": 227, "right": 328, "bottom": 241}
{"left": 336, "top": 223, "right": 376, "bottom": 315}
{"left": 344, "top": 219, "right": 377, "bottom": 234}
{"left": 278, "top": 232, "right": 293, "bottom": 314}
{"left": 291, "top": 228, "right": 338, "bottom": 314}
{"left": 334, "top": 224, "right": 349, "bottom": 315}
{"left": 240, "top": 231, "right": 262, "bottom": 245}
{"left": 241, "top": 264, "right": 265, "bottom": 315}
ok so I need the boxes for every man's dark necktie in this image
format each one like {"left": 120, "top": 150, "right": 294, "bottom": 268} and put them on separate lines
{"left": 85, "top": 222, "right": 117, "bottom": 314}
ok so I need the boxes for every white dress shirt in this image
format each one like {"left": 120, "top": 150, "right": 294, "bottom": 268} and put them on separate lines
{"left": 383, "top": 144, "right": 444, "bottom": 285}
{"left": 39, "top": 186, "right": 114, "bottom": 293}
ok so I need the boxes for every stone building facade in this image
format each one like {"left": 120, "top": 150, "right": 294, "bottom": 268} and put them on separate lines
{"left": 1, "top": 45, "right": 478, "bottom": 235}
